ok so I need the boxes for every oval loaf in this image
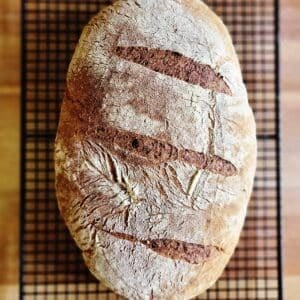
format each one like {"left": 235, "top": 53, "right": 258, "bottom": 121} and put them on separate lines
{"left": 55, "top": 0, "right": 257, "bottom": 299}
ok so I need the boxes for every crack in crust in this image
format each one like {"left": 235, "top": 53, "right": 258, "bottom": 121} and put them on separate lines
{"left": 103, "top": 230, "right": 223, "bottom": 264}
{"left": 114, "top": 46, "right": 232, "bottom": 95}
{"left": 94, "top": 125, "right": 237, "bottom": 177}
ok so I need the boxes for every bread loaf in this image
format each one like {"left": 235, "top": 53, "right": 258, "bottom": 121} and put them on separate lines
{"left": 54, "top": 0, "right": 257, "bottom": 299}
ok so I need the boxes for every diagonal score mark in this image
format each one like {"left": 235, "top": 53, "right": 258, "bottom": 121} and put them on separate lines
{"left": 95, "top": 125, "right": 237, "bottom": 177}
{"left": 103, "top": 230, "right": 223, "bottom": 264}
{"left": 114, "top": 46, "right": 232, "bottom": 95}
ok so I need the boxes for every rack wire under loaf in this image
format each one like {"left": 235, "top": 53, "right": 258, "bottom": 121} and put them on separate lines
{"left": 20, "top": 0, "right": 282, "bottom": 299}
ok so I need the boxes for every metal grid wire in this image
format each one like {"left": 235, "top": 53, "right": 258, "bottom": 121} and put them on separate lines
{"left": 20, "top": 0, "right": 282, "bottom": 299}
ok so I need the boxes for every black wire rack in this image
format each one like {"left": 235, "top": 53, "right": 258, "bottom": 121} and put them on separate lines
{"left": 20, "top": 0, "right": 282, "bottom": 299}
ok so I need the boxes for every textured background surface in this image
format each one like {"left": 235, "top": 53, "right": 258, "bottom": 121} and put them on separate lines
{"left": 0, "top": 0, "right": 299, "bottom": 299}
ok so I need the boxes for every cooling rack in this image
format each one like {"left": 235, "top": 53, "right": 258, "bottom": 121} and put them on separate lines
{"left": 20, "top": 0, "right": 282, "bottom": 299}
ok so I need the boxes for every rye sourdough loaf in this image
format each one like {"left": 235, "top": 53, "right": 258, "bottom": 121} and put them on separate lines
{"left": 54, "top": 0, "right": 257, "bottom": 299}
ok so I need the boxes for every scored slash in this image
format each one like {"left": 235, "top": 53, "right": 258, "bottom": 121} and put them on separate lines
{"left": 94, "top": 125, "right": 237, "bottom": 177}
{"left": 114, "top": 46, "right": 232, "bottom": 95}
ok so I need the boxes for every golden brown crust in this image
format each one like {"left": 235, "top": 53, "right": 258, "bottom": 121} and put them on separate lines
{"left": 55, "top": 0, "right": 257, "bottom": 299}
